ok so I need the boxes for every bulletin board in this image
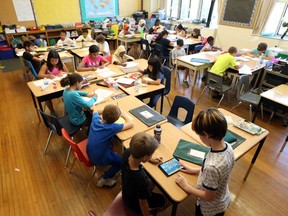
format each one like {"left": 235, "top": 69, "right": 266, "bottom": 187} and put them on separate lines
{"left": 220, "top": 0, "right": 260, "bottom": 28}
{"left": 80, "top": 0, "right": 119, "bottom": 22}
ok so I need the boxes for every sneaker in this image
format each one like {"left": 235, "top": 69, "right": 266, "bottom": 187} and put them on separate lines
{"left": 182, "top": 80, "right": 189, "bottom": 88}
{"left": 97, "top": 177, "right": 117, "bottom": 188}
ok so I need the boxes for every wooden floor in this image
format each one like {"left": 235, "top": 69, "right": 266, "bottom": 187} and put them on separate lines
{"left": 1, "top": 60, "right": 288, "bottom": 216}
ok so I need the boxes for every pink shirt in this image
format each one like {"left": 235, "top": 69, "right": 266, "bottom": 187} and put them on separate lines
{"left": 46, "top": 67, "right": 62, "bottom": 76}
{"left": 82, "top": 55, "right": 104, "bottom": 68}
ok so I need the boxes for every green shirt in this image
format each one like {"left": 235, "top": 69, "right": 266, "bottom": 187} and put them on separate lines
{"left": 210, "top": 53, "right": 237, "bottom": 76}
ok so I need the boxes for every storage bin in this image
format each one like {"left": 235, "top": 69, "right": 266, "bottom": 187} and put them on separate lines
{"left": 0, "top": 47, "right": 15, "bottom": 60}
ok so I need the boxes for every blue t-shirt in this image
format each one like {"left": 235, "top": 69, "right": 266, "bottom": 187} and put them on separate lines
{"left": 252, "top": 48, "right": 273, "bottom": 57}
{"left": 86, "top": 112, "right": 124, "bottom": 165}
{"left": 63, "top": 88, "right": 97, "bottom": 126}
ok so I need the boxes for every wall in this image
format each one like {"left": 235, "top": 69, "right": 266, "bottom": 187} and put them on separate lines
{"left": 119, "top": 0, "right": 141, "bottom": 17}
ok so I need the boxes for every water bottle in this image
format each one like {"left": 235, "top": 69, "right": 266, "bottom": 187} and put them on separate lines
{"left": 113, "top": 82, "right": 119, "bottom": 93}
{"left": 42, "top": 78, "right": 49, "bottom": 91}
{"left": 134, "top": 80, "right": 139, "bottom": 92}
{"left": 154, "top": 124, "right": 162, "bottom": 144}
{"left": 40, "top": 39, "right": 43, "bottom": 47}
{"left": 43, "top": 40, "right": 47, "bottom": 47}
{"left": 260, "top": 53, "right": 265, "bottom": 65}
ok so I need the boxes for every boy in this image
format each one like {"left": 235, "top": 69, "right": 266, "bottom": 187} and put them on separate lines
{"left": 86, "top": 104, "right": 134, "bottom": 187}
{"left": 175, "top": 108, "right": 235, "bottom": 216}
{"left": 201, "top": 36, "right": 221, "bottom": 52}
{"left": 210, "top": 46, "right": 240, "bottom": 86}
{"left": 246, "top": 42, "right": 274, "bottom": 60}
{"left": 122, "top": 132, "right": 165, "bottom": 215}
{"left": 96, "top": 34, "right": 110, "bottom": 56}
{"left": 56, "top": 30, "right": 73, "bottom": 46}
{"left": 171, "top": 39, "right": 190, "bottom": 88}
{"left": 76, "top": 29, "right": 93, "bottom": 42}
{"left": 23, "top": 40, "right": 45, "bottom": 73}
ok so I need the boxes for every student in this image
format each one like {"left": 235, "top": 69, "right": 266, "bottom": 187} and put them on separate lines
{"left": 175, "top": 108, "right": 235, "bottom": 216}
{"left": 136, "top": 19, "right": 147, "bottom": 34}
{"left": 171, "top": 39, "right": 190, "bottom": 87}
{"left": 75, "top": 29, "right": 93, "bottom": 42}
{"left": 245, "top": 42, "right": 274, "bottom": 60}
{"left": 175, "top": 24, "right": 186, "bottom": 38}
{"left": 145, "top": 28, "right": 157, "bottom": 46}
{"left": 15, "top": 35, "right": 28, "bottom": 54}
{"left": 201, "top": 36, "right": 222, "bottom": 52}
{"left": 95, "top": 34, "right": 110, "bottom": 56}
{"left": 112, "top": 45, "right": 135, "bottom": 66}
{"left": 86, "top": 104, "right": 134, "bottom": 187}
{"left": 56, "top": 30, "right": 73, "bottom": 46}
{"left": 210, "top": 46, "right": 241, "bottom": 86}
{"left": 60, "top": 73, "right": 97, "bottom": 127}
{"left": 38, "top": 50, "right": 69, "bottom": 116}
{"left": 77, "top": 45, "right": 109, "bottom": 71}
{"left": 122, "top": 132, "right": 165, "bottom": 215}
{"left": 153, "top": 19, "right": 164, "bottom": 33}
{"left": 188, "top": 28, "right": 203, "bottom": 54}
{"left": 119, "top": 23, "right": 134, "bottom": 36}
{"left": 155, "top": 30, "right": 174, "bottom": 57}
{"left": 23, "top": 40, "right": 45, "bottom": 73}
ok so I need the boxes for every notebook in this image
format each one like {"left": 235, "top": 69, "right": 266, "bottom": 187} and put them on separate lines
{"left": 129, "top": 105, "right": 166, "bottom": 127}
{"left": 119, "top": 66, "right": 139, "bottom": 73}
{"left": 190, "top": 58, "right": 210, "bottom": 63}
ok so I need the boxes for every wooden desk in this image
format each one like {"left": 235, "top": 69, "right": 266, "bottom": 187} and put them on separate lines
{"left": 180, "top": 108, "right": 269, "bottom": 181}
{"left": 117, "top": 35, "right": 142, "bottom": 50}
{"left": 168, "top": 35, "right": 201, "bottom": 54}
{"left": 123, "top": 122, "right": 199, "bottom": 216}
{"left": 92, "top": 95, "right": 167, "bottom": 141}
{"left": 58, "top": 52, "right": 75, "bottom": 72}
{"left": 252, "top": 84, "right": 288, "bottom": 122}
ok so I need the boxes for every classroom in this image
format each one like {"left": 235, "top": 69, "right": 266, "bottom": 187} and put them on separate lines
{"left": 0, "top": 0, "right": 287, "bottom": 215}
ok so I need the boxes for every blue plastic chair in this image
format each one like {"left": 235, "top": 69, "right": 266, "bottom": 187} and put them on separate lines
{"left": 194, "top": 44, "right": 204, "bottom": 53}
{"left": 166, "top": 95, "right": 195, "bottom": 128}
{"left": 23, "top": 59, "right": 38, "bottom": 79}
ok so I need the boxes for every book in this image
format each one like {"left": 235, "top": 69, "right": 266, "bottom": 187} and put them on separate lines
{"left": 82, "top": 88, "right": 114, "bottom": 105}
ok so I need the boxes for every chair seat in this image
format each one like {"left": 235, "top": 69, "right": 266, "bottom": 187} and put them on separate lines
{"left": 209, "top": 83, "right": 232, "bottom": 93}
{"left": 167, "top": 116, "right": 185, "bottom": 129}
{"left": 239, "top": 92, "right": 261, "bottom": 105}
{"left": 58, "top": 116, "right": 81, "bottom": 136}
{"left": 76, "top": 139, "right": 94, "bottom": 167}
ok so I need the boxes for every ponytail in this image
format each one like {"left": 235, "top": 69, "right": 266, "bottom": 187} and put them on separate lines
{"left": 156, "top": 30, "right": 168, "bottom": 41}
{"left": 60, "top": 73, "right": 83, "bottom": 87}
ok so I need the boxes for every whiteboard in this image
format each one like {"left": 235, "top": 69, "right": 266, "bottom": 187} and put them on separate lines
{"left": 12, "top": 0, "right": 34, "bottom": 21}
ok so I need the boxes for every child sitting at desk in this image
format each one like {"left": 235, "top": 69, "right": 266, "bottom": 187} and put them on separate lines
{"left": 188, "top": 28, "right": 203, "bottom": 54}
{"left": 23, "top": 40, "right": 45, "bottom": 73}
{"left": 15, "top": 35, "right": 28, "bottom": 54}
{"left": 201, "top": 36, "right": 222, "bottom": 52}
{"left": 86, "top": 104, "right": 134, "bottom": 188}
{"left": 245, "top": 42, "right": 274, "bottom": 60}
{"left": 122, "top": 132, "right": 165, "bottom": 215}
{"left": 175, "top": 108, "right": 235, "bottom": 216}
{"left": 95, "top": 34, "right": 110, "bottom": 56}
{"left": 171, "top": 39, "right": 190, "bottom": 88}
{"left": 153, "top": 19, "right": 164, "bottom": 33}
{"left": 38, "top": 50, "right": 69, "bottom": 116}
{"left": 175, "top": 24, "right": 186, "bottom": 38}
{"left": 75, "top": 29, "right": 93, "bottom": 42}
{"left": 112, "top": 45, "right": 135, "bottom": 66}
{"left": 56, "top": 30, "right": 73, "bottom": 46}
{"left": 77, "top": 45, "right": 110, "bottom": 71}
{"left": 155, "top": 30, "right": 174, "bottom": 58}
{"left": 60, "top": 73, "right": 97, "bottom": 128}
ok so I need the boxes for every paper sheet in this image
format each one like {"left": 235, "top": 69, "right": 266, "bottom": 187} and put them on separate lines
{"left": 118, "top": 61, "right": 139, "bottom": 68}
{"left": 96, "top": 68, "right": 116, "bottom": 78}
{"left": 82, "top": 89, "right": 114, "bottom": 105}
{"left": 116, "top": 77, "right": 135, "bottom": 85}
{"left": 188, "top": 149, "right": 206, "bottom": 159}
{"left": 33, "top": 79, "right": 52, "bottom": 87}
{"left": 239, "top": 64, "right": 252, "bottom": 75}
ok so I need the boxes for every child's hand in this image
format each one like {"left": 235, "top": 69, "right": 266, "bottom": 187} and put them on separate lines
{"left": 121, "top": 63, "right": 127, "bottom": 67}
{"left": 175, "top": 174, "right": 189, "bottom": 190}
{"left": 149, "top": 156, "right": 163, "bottom": 164}
{"left": 141, "top": 78, "right": 147, "bottom": 84}
{"left": 179, "top": 161, "right": 199, "bottom": 174}
{"left": 99, "top": 65, "right": 105, "bottom": 69}
{"left": 87, "top": 92, "right": 97, "bottom": 98}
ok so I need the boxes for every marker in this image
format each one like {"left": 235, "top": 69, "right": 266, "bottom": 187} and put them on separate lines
{"left": 96, "top": 83, "right": 108, "bottom": 88}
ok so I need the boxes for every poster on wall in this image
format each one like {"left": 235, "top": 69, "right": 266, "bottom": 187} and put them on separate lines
{"left": 12, "top": 0, "right": 35, "bottom": 21}
{"left": 80, "top": 0, "right": 119, "bottom": 22}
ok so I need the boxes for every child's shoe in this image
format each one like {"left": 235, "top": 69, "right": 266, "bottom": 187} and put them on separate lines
{"left": 97, "top": 177, "right": 117, "bottom": 188}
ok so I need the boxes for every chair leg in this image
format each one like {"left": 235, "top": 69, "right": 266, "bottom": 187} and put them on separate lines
{"left": 84, "top": 166, "right": 97, "bottom": 197}
{"left": 269, "top": 111, "right": 275, "bottom": 122}
{"left": 217, "top": 94, "right": 225, "bottom": 108}
{"left": 65, "top": 146, "right": 72, "bottom": 168}
{"left": 196, "top": 86, "right": 208, "bottom": 105}
{"left": 43, "top": 131, "right": 53, "bottom": 156}
{"left": 139, "top": 50, "right": 142, "bottom": 59}
{"left": 260, "top": 103, "right": 264, "bottom": 120}
{"left": 280, "top": 136, "right": 288, "bottom": 152}
{"left": 249, "top": 104, "right": 253, "bottom": 122}
{"left": 165, "top": 95, "right": 172, "bottom": 107}
{"left": 69, "top": 157, "right": 77, "bottom": 173}
{"left": 162, "top": 59, "right": 166, "bottom": 66}
{"left": 231, "top": 101, "right": 242, "bottom": 111}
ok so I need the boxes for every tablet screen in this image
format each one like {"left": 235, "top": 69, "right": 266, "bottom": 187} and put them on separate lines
{"left": 159, "top": 158, "right": 183, "bottom": 176}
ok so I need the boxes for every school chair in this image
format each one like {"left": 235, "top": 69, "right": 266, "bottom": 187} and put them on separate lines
{"left": 61, "top": 128, "right": 97, "bottom": 196}
{"left": 194, "top": 44, "right": 204, "bottom": 53}
{"left": 280, "top": 135, "right": 288, "bottom": 152}
{"left": 231, "top": 75, "right": 263, "bottom": 121}
{"left": 102, "top": 55, "right": 112, "bottom": 63}
{"left": 106, "top": 24, "right": 119, "bottom": 50}
{"left": 102, "top": 191, "right": 140, "bottom": 216}
{"left": 166, "top": 95, "right": 195, "bottom": 128}
{"left": 39, "top": 110, "right": 81, "bottom": 166}
{"left": 196, "top": 71, "right": 232, "bottom": 108}
{"left": 153, "top": 44, "right": 169, "bottom": 65}
{"left": 23, "top": 59, "right": 38, "bottom": 80}
{"left": 147, "top": 66, "right": 172, "bottom": 109}
{"left": 139, "top": 38, "right": 153, "bottom": 60}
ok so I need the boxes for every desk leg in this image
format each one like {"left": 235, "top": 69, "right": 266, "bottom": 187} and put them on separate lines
{"left": 243, "top": 136, "right": 267, "bottom": 181}
{"left": 71, "top": 57, "right": 76, "bottom": 72}
{"left": 171, "top": 203, "right": 178, "bottom": 216}
{"left": 30, "top": 90, "right": 41, "bottom": 123}
{"left": 252, "top": 97, "right": 262, "bottom": 123}
{"left": 160, "top": 89, "right": 164, "bottom": 114}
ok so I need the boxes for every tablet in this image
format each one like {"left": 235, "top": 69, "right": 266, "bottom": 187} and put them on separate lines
{"left": 158, "top": 158, "right": 183, "bottom": 176}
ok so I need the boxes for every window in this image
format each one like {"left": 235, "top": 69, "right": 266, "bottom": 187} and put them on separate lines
{"left": 166, "top": 0, "right": 218, "bottom": 27}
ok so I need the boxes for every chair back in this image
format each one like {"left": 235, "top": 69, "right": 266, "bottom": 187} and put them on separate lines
{"left": 236, "top": 75, "right": 250, "bottom": 100}
{"left": 154, "top": 43, "right": 164, "bottom": 58}
{"left": 194, "top": 44, "right": 204, "bottom": 53}
{"left": 168, "top": 95, "right": 195, "bottom": 125}
{"left": 206, "top": 71, "right": 224, "bottom": 93}
{"left": 110, "top": 25, "right": 119, "bottom": 37}
{"left": 140, "top": 38, "right": 151, "bottom": 52}
{"left": 103, "top": 55, "right": 112, "bottom": 63}
{"left": 61, "top": 128, "right": 92, "bottom": 167}
{"left": 23, "top": 59, "right": 38, "bottom": 79}
{"left": 39, "top": 110, "right": 62, "bottom": 136}
{"left": 162, "top": 66, "right": 171, "bottom": 96}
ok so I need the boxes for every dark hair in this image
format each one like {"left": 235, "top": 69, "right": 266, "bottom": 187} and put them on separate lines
{"left": 156, "top": 30, "right": 168, "bottom": 41}
{"left": 177, "top": 39, "right": 184, "bottom": 47}
{"left": 147, "top": 57, "right": 162, "bottom": 80}
{"left": 228, "top": 46, "right": 237, "bottom": 54}
{"left": 89, "top": 45, "right": 99, "bottom": 53}
{"left": 102, "top": 104, "right": 121, "bottom": 123}
{"left": 148, "top": 28, "right": 154, "bottom": 34}
{"left": 192, "top": 108, "right": 227, "bottom": 141}
{"left": 82, "top": 29, "right": 88, "bottom": 34}
{"left": 46, "top": 50, "right": 63, "bottom": 71}
{"left": 60, "top": 30, "right": 66, "bottom": 35}
{"left": 207, "top": 36, "right": 214, "bottom": 43}
{"left": 155, "top": 19, "right": 160, "bottom": 26}
{"left": 96, "top": 34, "right": 105, "bottom": 43}
{"left": 23, "top": 40, "right": 34, "bottom": 49}
{"left": 60, "top": 73, "right": 83, "bottom": 87}
{"left": 257, "top": 43, "right": 267, "bottom": 52}
{"left": 192, "top": 28, "right": 201, "bottom": 38}
{"left": 129, "top": 132, "right": 159, "bottom": 159}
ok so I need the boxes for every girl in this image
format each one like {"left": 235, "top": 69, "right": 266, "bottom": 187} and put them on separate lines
{"left": 176, "top": 24, "right": 186, "bottom": 38}
{"left": 112, "top": 45, "right": 135, "bottom": 67}
{"left": 136, "top": 19, "right": 147, "bottom": 34}
{"left": 188, "top": 28, "right": 203, "bottom": 54}
{"left": 155, "top": 30, "right": 174, "bottom": 57}
{"left": 38, "top": 50, "right": 69, "bottom": 116}
{"left": 119, "top": 23, "right": 134, "bottom": 36}
{"left": 77, "top": 45, "right": 110, "bottom": 71}
{"left": 60, "top": 73, "right": 97, "bottom": 127}
{"left": 153, "top": 19, "right": 164, "bottom": 33}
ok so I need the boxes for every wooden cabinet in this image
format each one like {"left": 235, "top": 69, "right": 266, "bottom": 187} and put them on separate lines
{"left": 5, "top": 27, "right": 90, "bottom": 47}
